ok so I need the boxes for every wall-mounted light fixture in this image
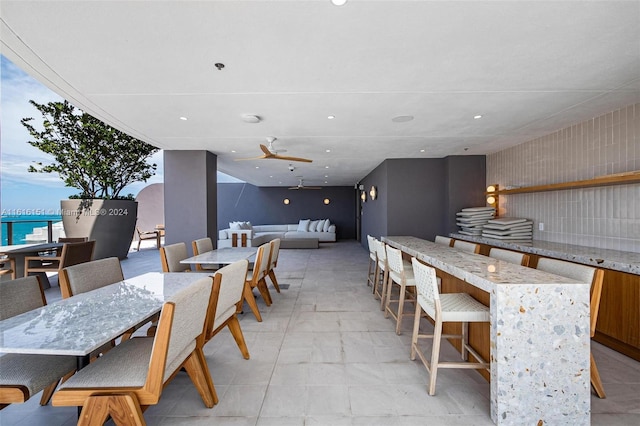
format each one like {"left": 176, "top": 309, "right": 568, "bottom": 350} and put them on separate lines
{"left": 323, "top": 198, "right": 330, "bottom": 205}
{"left": 369, "top": 186, "right": 377, "bottom": 200}
{"left": 361, "top": 191, "right": 367, "bottom": 202}
{"left": 486, "top": 184, "right": 499, "bottom": 214}
{"left": 283, "top": 198, "right": 290, "bottom": 205}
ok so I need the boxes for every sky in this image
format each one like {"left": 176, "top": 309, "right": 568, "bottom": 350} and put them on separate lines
{"left": 0, "top": 55, "right": 164, "bottom": 215}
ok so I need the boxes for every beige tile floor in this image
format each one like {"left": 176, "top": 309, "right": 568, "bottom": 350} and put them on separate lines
{"left": 1, "top": 240, "right": 639, "bottom": 425}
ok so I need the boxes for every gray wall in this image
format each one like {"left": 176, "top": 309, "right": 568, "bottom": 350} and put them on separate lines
{"left": 218, "top": 183, "right": 356, "bottom": 240}
{"left": 359, "top": 156, "right": 486, "bottom": 246}
{"left": 164, "top": 150, "right": 217, "bottom": 253}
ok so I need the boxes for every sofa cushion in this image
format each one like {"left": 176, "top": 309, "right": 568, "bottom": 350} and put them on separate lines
{"left": 253, "top": 225, "right": 289, "bottom": 233}
{"left": 323, "top": 219, "right": 331, "bottom": 232}
{"left": 297, "top": 219, "right": 310, "bottom": 232}
{"left": 309, "top": 220, "right": 319, "bottom": 232}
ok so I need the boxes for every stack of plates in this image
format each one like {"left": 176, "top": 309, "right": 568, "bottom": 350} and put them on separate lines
{"left": 456, "top": 207, "right": 496, "bottom": 236}
{"left": 482, "top": 217, "right": 533, "bottom": 242}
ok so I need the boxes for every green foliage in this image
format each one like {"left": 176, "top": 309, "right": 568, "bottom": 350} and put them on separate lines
{"left": 22, "top": 100, "right": 159, "bottom": 199}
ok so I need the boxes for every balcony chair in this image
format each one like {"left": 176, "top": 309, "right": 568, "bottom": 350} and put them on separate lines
{"left": 536, "top": 257, "right": 606, "bottom": 398}
{"left": 206, "top": 260, "right": 251, "bottom": 359}
{"left": 366, "top": 235, "right": 377, "bottom": 287}
{"left": 192, "top": 237, "right": 217, "bottom": 271}
{"left": 410, "top": 258, "right": 490, "bottom": 396}
{"left": 135, "top": 226, "right": 161, "bottom": 251}
{"left": 452, "top": 239, "right": 480, "bottom": 254}
{"left": 384, "top": 245, "right": 416, "bottom": 335}
{"left": 24, "top": 240, "right": 95, "bottom": 279}
{"left": 488, "top": 247, "right": 530, "bottom": 266}
{"left": 0, "top": 256, "right": 16, "bottom": 280}
{"left": 241, "top": 242, "right": 273, "bottom": 322}
{"left": 0, "top": 276, "right": 76, "bottom": 410}
{"left": 267, "top": 238, "right": 281, "bottom": 293}
{"left": 160, "top": 242, "right": 191, "bottom": 272}
{"left": 52, "top": 276, "right": 218, "bottom": 424}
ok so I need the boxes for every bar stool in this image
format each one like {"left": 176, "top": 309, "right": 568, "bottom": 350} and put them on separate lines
{"left": 372, "top": 239, "right": 389, "bottom": 310}
{"left": 488, "top": 247, "right": 529, "bottom": 266}
{"left": 410, "top": 257, "right": 490, "bottom": 396}
{"left": 366, "top": 235, "right": 377, "bottom": 287}
{"left": 452, "top": 240, "right": 480, "bottom": 254}
{"left": 434, "top": 236, "right": 453, "bottom": 246}
{"left": 536, "top": 258, "right": 606, "bottom": 398}
{"left": 384, "top": 245, "right": 416, "bottom": 334}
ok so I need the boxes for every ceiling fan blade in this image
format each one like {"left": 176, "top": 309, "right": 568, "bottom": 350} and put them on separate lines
{"left": 260, "top": 144, "right": 274, "bottom": 157}
{"left": 233, "top": 155, "right": 267, "bottom": 161}
{"left": 301, "top": 186, "right": 322, "bottom": 190}
{"left": 272, "top": 154, "right": 313, "bottom": 163}
{"left": 287, "top": 186, "right": 300, "bottom": 190}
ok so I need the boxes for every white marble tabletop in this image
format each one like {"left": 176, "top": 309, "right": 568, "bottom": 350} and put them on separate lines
{"left": 450, "top": 233, "right": 640, "bottom": 275}
{"left": 181, "top": 247, "right": 256, "bottom": 265}
{"left": 0, "top": 272, "right": 212, "bottom": 356}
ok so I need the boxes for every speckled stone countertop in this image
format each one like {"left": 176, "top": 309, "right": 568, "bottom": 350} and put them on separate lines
{"left": 383, "top": 236, "right": 590, "bottom": 426}
{"left": 450, "top": 233, "right": 640, "bottom": 275}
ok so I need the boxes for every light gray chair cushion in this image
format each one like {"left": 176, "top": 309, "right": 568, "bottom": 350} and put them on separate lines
{"left": 537, "top": 258, "right": 595, "bottom": 283}
{"left": 0, "top": 276, "right": 44, "bottom": 320}
{"left": 0, "top": 353, "right": 76, "bottom": 396}
{"left": 163, "top": 242, "right": 190, "bottom": 272}
{"left": 63, "top": 257, "right": 124, "bottom": 296}
{"left": 213, "top": 260, "right": 249, "bottom": 329}
{"left": 488, "top": 248, "right": 526, "bottom": 265}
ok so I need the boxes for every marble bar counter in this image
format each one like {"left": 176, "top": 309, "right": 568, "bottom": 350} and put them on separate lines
{"left": 450, "top": 233, "right": 640, "bottom": 275}
{"left": 383, "top": 236, "right": 591, "bottom": 426}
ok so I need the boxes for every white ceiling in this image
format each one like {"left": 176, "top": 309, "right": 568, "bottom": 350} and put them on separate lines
{"left": 2, "top": 1, "right": 639, "bottom": 188}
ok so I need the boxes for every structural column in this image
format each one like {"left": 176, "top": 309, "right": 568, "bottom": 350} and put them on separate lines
{"left": 163, "top": 151, "right": 217, "bottom": 253}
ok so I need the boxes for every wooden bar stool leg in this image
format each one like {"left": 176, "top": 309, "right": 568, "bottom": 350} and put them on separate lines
{"left": 591, "top": 353, "right": 606, "bottom": 398}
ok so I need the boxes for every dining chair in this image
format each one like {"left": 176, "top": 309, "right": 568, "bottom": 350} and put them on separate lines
{"left": 452, "top": 240, "right": 480, "bottom": 254}
{"left": 384, "top": 245, "right": 416, "bottom": 335}
{"left": 24, "top": 240, "right": 96, "bottom": 278}
{"left": 434, "top": 236, "right": 453, "bottom": 247}
{"left": 0, "top": 276, "right": 76, "bottom": 409}
{"left": 536, "top": 257, "right": 606, "bottom": 398}
{"left": 192, "top": 237, "right": 217, "bottom": 271}
{"left": 0, "top": 256, "right": 16, "bottom": 280}
{"left": 410, "top": 257, "right": 490, "bottom": 396}
{"left": 366, "top": 235, "right": 377, "bottom": 287}
{"left": 59, "top": 257, "right": 124, "bottom": 299}
{"left": 160, "top": 242, "right": 191, "bottom": 272}
{"left": 52, "top": 276, "right": 218, "bottom": 423}
{"left": 267, "top": 238, "right": 281, "bottom": 293}
{"left": 372, "top": 239, "right": 389, "bottom": 310}
{"left": 136, "top": 226, "right": 161, "bottom": 251}
{"left": 242, "top": 242, "right": 272, "bottom": 322}
{"left": 205, "top": 259, "right": 251, "bottom": 359}
{"left": 488, "top": 247, "right": 530, "bottom": 266}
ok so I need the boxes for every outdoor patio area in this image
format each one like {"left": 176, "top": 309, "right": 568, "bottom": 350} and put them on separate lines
{"left": 0, "top": 241, "right": 638, "bottom": 425}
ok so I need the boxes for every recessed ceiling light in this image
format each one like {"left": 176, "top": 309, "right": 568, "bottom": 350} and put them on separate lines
{"left": 269, "top": 175, "right": 273, "bottom": 178}
{"left": 241, "top": 114, "right": 261, "bottom": 123}
{"left": 392, "top": 115, "right": 414, "bottom": 123}
{"left": 331, "top": 0, "right": 347, "bottom": 6}
{"left": 325, "top": 149, "right": 331, "bottom": 153}
{"left": 325, "top": 175, "right": 329, "bottom": 178}
{"left": 325, "top": 166, "right": 330, "bottom": 169}
{"left": 231, "top": 150, "right": 236, "bottom": 153}
{"left": 327, "top": 115, "right": 335, "bottom": 120}
{"left": 179, "top": 116, "right": 188, "bottom": 121}
{"left": 474, "top": 115, "right": 483, "bottom": 119}
{"left": 255, "top": 166, "right": 259, "bottom": 169}
{"left": 420, "top": 149, "right": 425, "bottom": 153}
{"left": 325, "top": 181, "right": 328, "bottom": 184}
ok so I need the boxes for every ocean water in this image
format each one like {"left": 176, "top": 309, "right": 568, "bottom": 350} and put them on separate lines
{"left": 1, "top": 214, "right": 63, "bottom": 245}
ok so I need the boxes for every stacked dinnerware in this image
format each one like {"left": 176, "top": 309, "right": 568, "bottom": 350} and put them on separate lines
{"left": 481, "top": 217, "right": 533, "bottom": 242}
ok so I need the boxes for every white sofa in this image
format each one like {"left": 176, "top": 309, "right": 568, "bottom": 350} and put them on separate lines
{"left": 218, "top": 220, "right": 336, "bottom": 248}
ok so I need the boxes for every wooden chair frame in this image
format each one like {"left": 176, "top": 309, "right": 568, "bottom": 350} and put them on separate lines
{"left": 241, "top": 243, "right": 272, "bottom": 322}
{"left": 0, "top": 256, "right": 16, "bottom": 280}
{"left": 24, "top": 241, "right": 95, "bottom": 277}
{"left": 267, "top": 239, "right": 281, "bottom": 293}
{"left": 136, "top": 227, "right": 161, "bottom": 251}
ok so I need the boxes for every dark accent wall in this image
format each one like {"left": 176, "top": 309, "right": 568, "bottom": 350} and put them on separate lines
{"left": 218, "top": 184, "right": 356, "bottom": 240}
{"left": 164, "top": 150, "right": 217, "bottom": 253}
{"left": 359, "top": 156, "right": 486, "bottom": 247}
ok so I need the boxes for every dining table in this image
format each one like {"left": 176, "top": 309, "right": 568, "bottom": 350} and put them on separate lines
{"left": 0, "top": 242, "right": 64, "bottom": 287}
{"left": 0, "top": 272, "right": 212, "bottom": 371}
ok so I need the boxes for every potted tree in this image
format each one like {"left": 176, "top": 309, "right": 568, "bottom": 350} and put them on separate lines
{"left": 22, "top": 100, "right": 159, "bottom": 259}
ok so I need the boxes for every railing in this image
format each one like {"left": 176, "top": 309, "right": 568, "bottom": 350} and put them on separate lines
{"left": 1, "top": 219, "right": 57, "bottom": 245}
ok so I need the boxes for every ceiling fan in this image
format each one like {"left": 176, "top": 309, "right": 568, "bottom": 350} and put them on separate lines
{"left": 289, "top": 179, "right": 322, "bottom": 190}
{"left": 234, "top": 137, "right": 312, "bottom": 163}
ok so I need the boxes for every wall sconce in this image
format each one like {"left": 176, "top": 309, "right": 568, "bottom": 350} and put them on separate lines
{"left": 369, "top": 186, "right": 377, "bottom": 200}
{"left": 360, "top": 191, "right": 367, "bottom": 202}
{"left": 323, "top": 198, "right": 330, "bottom": 205}
{"left": 486, "top": 184, "right": 499, "bottom": 212}
{"left": 283, "top": 198, "right": 290, "bottom": 205}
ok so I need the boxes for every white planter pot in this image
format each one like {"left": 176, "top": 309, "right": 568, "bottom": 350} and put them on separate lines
{"left": 61, "top": 199, "right": 138, "bottom": 259}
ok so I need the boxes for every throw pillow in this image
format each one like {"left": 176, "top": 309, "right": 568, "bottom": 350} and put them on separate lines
{"left": 323, "top": 219, "right": 331, "bottom": 232}
{"left": 309, "top": 220, "right": 319, "bottom": 232}
{"left": 316, "top": 219, "right": 326, "bottom": 232}
{"left": 229, "top": 222, "right": 242, "bottom": 230}
{"left": 240, "top": 221, "right": 252, "bottom": 230}
{"left": 297, "top": 219, "right": 310, "bottom": 232}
